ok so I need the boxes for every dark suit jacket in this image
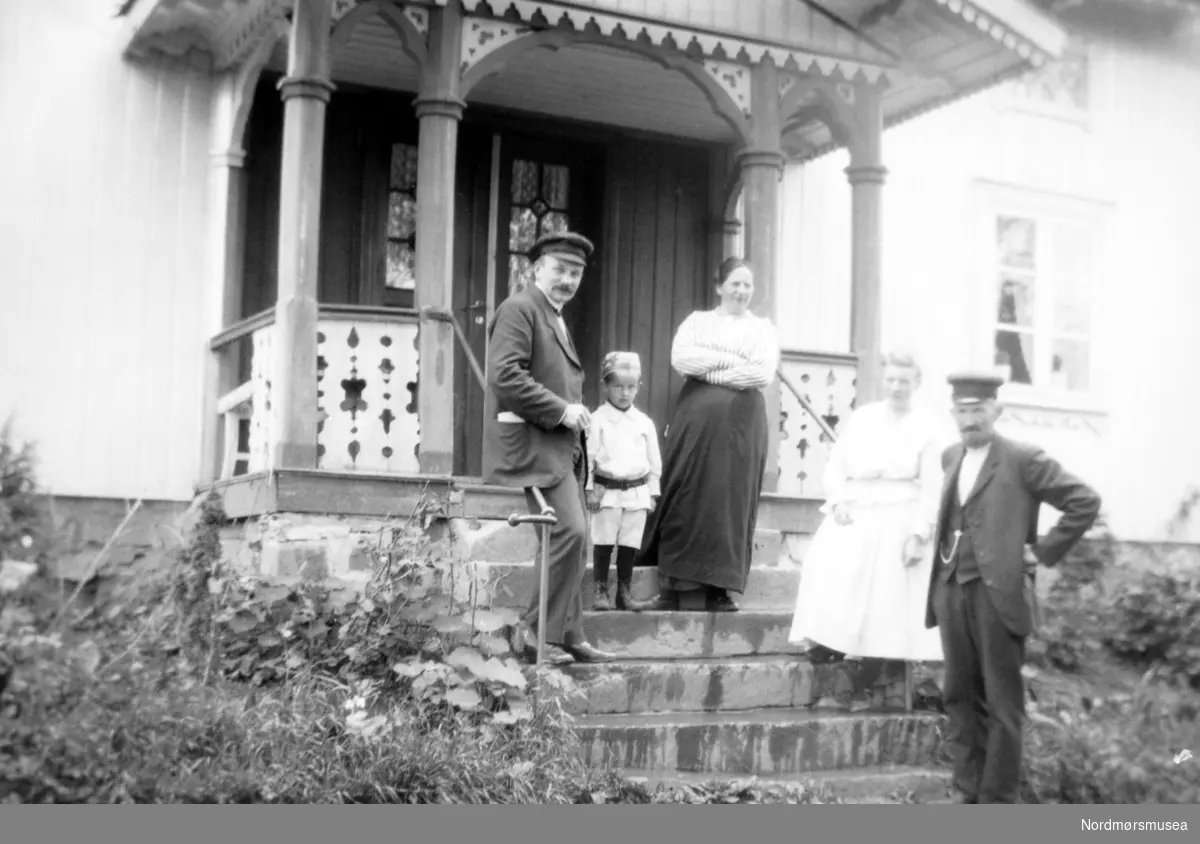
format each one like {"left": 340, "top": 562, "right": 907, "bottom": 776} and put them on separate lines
{"left": 481, "top": 286, "right": 585, "bottom": 489}
{"left": 924, "top": 435, "right": 1101, "bottom": 638}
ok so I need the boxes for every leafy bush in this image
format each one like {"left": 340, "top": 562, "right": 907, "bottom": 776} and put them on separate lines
{"left": 1103, "top": 569, "right": 1200, "bottom": 690}
{"left": 0, "top": 488, "right": 605, "bottom": 803}
{"left": 1027, "top": 517, "right": 1116, "bottom": 674}
{"left": 1021, "top": 670, "right": 1200, "bottom": 804}
{"left": 0, "top": 417, "right": 53, "bottom": 563}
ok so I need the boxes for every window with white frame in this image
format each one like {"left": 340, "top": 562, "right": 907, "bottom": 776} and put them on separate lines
{"left": 988, "top": 209, "right": 1096, "bottom": 394}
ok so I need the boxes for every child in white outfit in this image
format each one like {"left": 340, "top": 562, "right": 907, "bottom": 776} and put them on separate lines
{"left": 586, "top": 351, "right": 663, "bottom": 611}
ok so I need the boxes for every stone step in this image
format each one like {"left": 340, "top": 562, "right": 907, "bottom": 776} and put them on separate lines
{"left": 448, "top": 521, "right": 811, "bottom": 568}
{"left": 577, "top": 708, "right": 946, "bottom": 776}
{"left": 564, "top": 655, "right": 908, "bottom": 716}
{"left": 581, "top": 610, "right": 802, "bottom": 659}
{"left": 619, "top": 765, "right": 953, "bottom": 803}
{"left": 463, "top": 562, "right": 801, "bottom": 610}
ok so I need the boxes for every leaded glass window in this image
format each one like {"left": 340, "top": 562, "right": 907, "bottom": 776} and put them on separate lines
{"left": 387, "top": 143, "right": 418, "bottom": 291}
{"left": 508, "top": 160, "right": 570, "bottom": 295}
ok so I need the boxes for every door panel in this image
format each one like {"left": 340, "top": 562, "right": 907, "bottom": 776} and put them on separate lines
{"left": 600, "top": 139, "right": 712, "bottom": 449}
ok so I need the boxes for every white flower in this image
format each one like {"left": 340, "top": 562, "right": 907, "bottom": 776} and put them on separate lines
{"left": 20, "top": 534, "right": 32, "bottom": 548}
{"left": 1175, "top": 749, "right": 1194, "bottom": 765}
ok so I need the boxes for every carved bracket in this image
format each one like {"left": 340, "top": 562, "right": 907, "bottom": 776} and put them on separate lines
{"left": 702, "top": 60, "right": 752, "bottom": 120}
{"left": 214, "top": 0, "right": 291, "bottom": 71}
{"left": 331, "top": 0, "right": 365, "bottom": 26}
{"left": 460, "top": 16, "right": 533, "bottom": 78}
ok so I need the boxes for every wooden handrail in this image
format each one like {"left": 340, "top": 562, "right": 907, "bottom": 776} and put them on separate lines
{"left": 209, "top": 308, "right": 275, "bottom": 352}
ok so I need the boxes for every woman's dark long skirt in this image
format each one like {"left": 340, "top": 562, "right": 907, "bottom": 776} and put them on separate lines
{"left": 637, "top": 378, "right": 769, "bottom": 594}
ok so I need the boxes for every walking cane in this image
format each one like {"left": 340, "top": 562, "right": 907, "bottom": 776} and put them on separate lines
{"left": 507, "top": 487, "right": 557, "bottom": 667}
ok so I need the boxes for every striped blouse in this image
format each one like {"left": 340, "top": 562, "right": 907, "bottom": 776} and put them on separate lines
{"left": 670, "top": 308, "right": 781, "bottom": 390}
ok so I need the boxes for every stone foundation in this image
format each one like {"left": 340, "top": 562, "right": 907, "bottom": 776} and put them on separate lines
{"left": 35, "top": 495, "right": 193, "bottom": 582}
{"left": 214, "top": 512, "right": 812, "bottom": 607}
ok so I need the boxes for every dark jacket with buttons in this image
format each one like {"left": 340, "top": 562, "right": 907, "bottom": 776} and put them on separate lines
{"left": 924, "top": 435, "right": 1101, "bottom": 638}
{"left": 482, "top": 286, "right": 586, "bottom": 489}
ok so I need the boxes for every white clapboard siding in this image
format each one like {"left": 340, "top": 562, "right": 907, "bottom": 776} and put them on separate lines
{"left": 0, "top": 0, "right": 214, "bottom": 502}
{"left": 776, "top": 32, "right": 1200, "bottom": 541}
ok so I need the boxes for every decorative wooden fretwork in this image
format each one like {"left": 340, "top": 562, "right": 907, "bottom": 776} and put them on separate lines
{"left": 508, "top": 159, "right": 571, "bottom": 296}
{"left": 331, "top": 0, "right": 364, "bottom": 26}
{"left": 456, "top": 2, "right": 895, "bottom": 84}
{"left": 702, "top": 60, "right": 751, "bottom": 120}
{"left": 460, "top": 15, "right": 532, "bottom": 76}
{"left": 317, "top": 318, "right": 421, "bottom": 473}
{"left": 776, "top": 352, "right": 857, "bottom": 498}
{"left": 927, "top": 0, "right": 1052, "bottom": 68}
{"left": 402, "top": 4, "right": 430, "bottom": 40}
{"left": 1009, "top": 50, "right": 1088, "bottom": 114}
{"left": 247, "top": 323, "right": 275, "bottom": 473}
{"left": 387, "top": 143, "right": 419, "bottom": 291}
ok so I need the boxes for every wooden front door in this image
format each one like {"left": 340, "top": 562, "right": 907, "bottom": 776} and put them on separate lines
{"left": 454, "top": 128, "right": 606, "bottom": 476}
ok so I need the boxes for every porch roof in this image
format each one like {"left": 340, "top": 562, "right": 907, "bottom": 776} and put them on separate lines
{"left": 119, "top": 0, "right": 1071, "bottom": 158}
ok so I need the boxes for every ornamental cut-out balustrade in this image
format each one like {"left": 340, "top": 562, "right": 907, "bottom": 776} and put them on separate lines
{"left": 238, "top": 316, "right": 421, "bottom": 475}
{"left": 776, "top": 353, "right": 858, "bottom": 498}
{"left": 231, "top": 327, "right": 855, "bottom": 496}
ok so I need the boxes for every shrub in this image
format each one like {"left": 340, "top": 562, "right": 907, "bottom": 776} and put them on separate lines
{"left": 0, "top": 487, "right": 608, "bottom": 803}
{"left": 1027, "top": 516, "right": 1116, "bottom": 674}
{"left": 1021, "top": 674, "right": 1200, "bottom": 803}
{"left": 0, "top": 418, "right": 53, "bottom": 564}
{"left": 1103, "top": 569, "right": 1200, "bottom": 690}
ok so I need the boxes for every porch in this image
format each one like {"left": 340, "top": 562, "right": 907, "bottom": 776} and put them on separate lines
{"left": 119, "top": 0, "right": 1066, "bottom": 520}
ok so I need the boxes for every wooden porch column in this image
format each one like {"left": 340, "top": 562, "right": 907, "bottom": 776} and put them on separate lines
{"left": 200, "top": 145, "right": 248, "bottom": 482}
{"left": 845, "top": 84, "right": 887, "bottom": 405}
{"left": 269, "top": 0, "right": 334, "bottom": 469}
{"left": 721, "top": 218, "right": 742, "bottom": 261}
{"left": 739, "top": 59, "right": 786, "bottom": 492}
{"left": 413, "top": 1, "right": 465, "bottom": 474}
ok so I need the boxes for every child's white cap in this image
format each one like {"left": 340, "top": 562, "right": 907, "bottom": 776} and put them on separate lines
{"left": 602, "top": 351, "right": 641, "bottom": 380}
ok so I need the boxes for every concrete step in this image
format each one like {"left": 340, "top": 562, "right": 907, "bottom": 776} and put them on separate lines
{"left": 462, "top": 562, "right": 801, "bottom": 610}
{"left": 619, "top": 765, "right": 953, "bottom": 803}
{"left": 581, "top": 610, "right": 802, "bottom": 659}
{"left": 577, "top": 708, "right": 946, "bottom": 776}
{"left": 564, "top": 655, "right": 908, "bottom": 715}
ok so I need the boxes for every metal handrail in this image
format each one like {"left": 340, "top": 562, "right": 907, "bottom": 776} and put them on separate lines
{"left": 507, "top": 488, "right": 557, "bottom": 668}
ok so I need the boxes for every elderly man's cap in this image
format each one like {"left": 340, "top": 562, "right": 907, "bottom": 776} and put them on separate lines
{"left": 947, "top": 371, "right": 1005, "bottom": 405}
{"left": 530, "top": 231, "right": 594, "bottom": 266}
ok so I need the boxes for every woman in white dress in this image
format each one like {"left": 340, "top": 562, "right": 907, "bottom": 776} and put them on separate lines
{"left": 788, "top": 351, "right": 945, "bottom": 663}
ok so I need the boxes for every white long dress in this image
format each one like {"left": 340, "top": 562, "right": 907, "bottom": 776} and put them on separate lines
{"left": 787, "top": 401, "right": 945, "bottom": 662}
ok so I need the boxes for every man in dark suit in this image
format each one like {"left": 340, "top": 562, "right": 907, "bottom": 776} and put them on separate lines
{"left": 925, "top": 373, "right": 1101, "bottom": 804}
{"left": 482, "top": 231, "right": 615, "bottom": 666}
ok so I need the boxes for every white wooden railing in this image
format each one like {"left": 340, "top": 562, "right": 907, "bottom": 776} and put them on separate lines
{"left": 209, "top": 313, "right": 857, "bottom": 494}
{"left": 208, "top": 305, "right": 421, "bottom": 479}
{"left": 775, "top": 349, "right": 857, "bottom": 499}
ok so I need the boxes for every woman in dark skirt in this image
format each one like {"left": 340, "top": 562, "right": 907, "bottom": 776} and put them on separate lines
{"left": 630, "top": 258, "right": 780, "bottom": 613}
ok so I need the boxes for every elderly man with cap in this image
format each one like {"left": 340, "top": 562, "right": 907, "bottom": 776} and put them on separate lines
{"left": 482, "top": 231, "right": 615, "bottom": 665}
{"left": 925, "top": 372, "right": 1101, "bottom": 803}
